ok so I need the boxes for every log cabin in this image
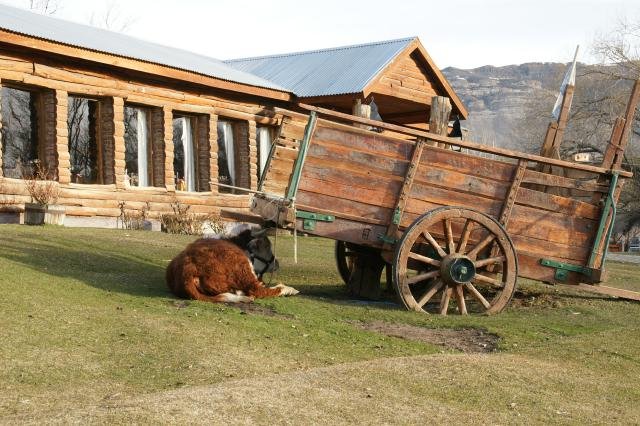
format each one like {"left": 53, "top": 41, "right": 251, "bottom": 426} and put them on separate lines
{"left": 0, "top": 4, "right": 467, "bottom": 227}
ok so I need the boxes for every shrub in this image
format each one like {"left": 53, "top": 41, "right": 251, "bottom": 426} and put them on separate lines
{"left": 118, "top": 201, "right": 150, "bottom": 230}
{"left": 23, "top": 161, "right": 59, "bottom": 206}
{"left": 160, "top": 201, "right": 223, "bottom": 235}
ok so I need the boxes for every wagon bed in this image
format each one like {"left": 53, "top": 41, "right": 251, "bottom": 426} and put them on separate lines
{"left": 251, "top": 94, "right": 639, "bottom": 314}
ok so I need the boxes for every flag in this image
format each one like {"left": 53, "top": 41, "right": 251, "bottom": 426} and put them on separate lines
{"left": 552, "top": 45, "right": 579, "bottom": 121}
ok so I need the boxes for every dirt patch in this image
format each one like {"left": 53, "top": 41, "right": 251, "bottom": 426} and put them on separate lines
{"left": 356, "top": 321, "right": 499, "bottom": 353}
{"left": 233, "top": 303, "right": 292, "bottom": 318}
{"left": 510, "top": 292, "right": 563, "bottom": 308}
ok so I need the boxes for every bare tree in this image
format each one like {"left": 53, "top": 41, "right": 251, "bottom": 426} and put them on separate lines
{"left": 28, "top": 0, "right": 59, "bottom": 15}
{"left": 89, "top": 0, "right": 136, "bottom": 32}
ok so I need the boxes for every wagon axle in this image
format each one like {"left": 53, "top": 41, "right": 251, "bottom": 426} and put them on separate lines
{"left": 440, "top": 255, "right": 476, "bottom": 285}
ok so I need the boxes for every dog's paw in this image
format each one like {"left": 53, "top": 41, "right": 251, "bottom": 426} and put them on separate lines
{"left": 274, "top": 283, "right": 299, "bottom": 296}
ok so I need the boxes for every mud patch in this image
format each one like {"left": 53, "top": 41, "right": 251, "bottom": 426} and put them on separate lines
{"left": 356, "top": 321, "right": 499, "bottom": 353}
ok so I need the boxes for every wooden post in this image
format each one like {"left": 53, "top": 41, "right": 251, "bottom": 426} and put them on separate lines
{"left": 55, "top": 90, "right": 71, "bottom": 184}
{"left": 0, "top": 81, "right": 3, "bottom": 177}
{"left": 352, "top": 98, "right": 371, "bottom": 130}
{"left": 163, "top": 106, "right": 175, "bottom": 191}
{"left": 429, "top": 96, "right": 452, "bottom": 148}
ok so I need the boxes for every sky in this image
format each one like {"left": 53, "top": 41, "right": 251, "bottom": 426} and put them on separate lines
{"left": 1, "top": 0, "right": 639, "bottom": 69}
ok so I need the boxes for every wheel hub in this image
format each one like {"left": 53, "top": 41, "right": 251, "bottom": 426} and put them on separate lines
{"left": 440, "top": 254, "right": 476, "bottom": 285}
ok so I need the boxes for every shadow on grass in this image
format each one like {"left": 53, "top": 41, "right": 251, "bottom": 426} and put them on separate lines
{"left": 1, "top": 235, "right": 170, "bottom": 298}
{"left": 292, "top": 281, "right": 402, "bottom": 310}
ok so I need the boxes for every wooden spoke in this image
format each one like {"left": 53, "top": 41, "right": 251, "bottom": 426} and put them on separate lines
{"left": 408, "top": 251, "right": 441, "bottom": 267}
{"left": 416, "top": 279, "right": 444, "bottom": 309}
{"left": 454, "top": 284, "right": 467, "bottom": 314}
{"left": 445, "top": 219, "right": 455, "bottom": 254}
{"left": 474, "top": 256, "right": 506, "bottom": 269}
{"left": 439, "top": 286, "right": 453, "bottom": 315}
{"left": 464, "top": 283, "right": 491, "bottom": 309}
{"left": 474, "top": 273, "right": 503, "bottom": 286}
{"left": 406, "top": 270, "right": 440, "bottom": 285}
{"left": 466, "top": 234, "right": 496, "bottom": 259}
{"left": 457, "top": 219, "right": 473, "bottom": 254}
{"left": 422, "top": 230, "right": 447, "bottom": 258}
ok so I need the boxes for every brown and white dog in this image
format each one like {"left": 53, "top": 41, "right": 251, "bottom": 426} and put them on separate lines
{"left": 166, "top": 226, "right": 298, "bottom": 303}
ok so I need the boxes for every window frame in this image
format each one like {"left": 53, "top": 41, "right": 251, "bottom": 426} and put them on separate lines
{"left": 172, "top": 112, "right": 202, "bottom": 193}
{"left": 67, "top": 94, "right": 106, "bottom": 185}
{"left": 124, "top": 103, "right": 155, "bottom": 188}
{"left": 0, "top": 82, "right": 45, "bottom": 179}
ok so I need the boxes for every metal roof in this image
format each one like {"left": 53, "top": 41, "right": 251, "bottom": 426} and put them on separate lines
{"left": 0, "top": 3, "right": 286, "bottom": 92}
{"left": 224, "top": 37, "right": 417, "bottom": 97}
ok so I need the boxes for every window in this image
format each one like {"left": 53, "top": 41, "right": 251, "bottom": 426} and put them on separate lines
{"left": 257, "top": 126, "right": 275, "bottom": 182}
{"left": 217, "top": 119, "right": 250, "bottom": 194}
{"left": 124, "top": 105, "right": 153, "bottom": 187}
{"left": 173, "top": 114, "right": 198, "bottom": 192}
{"left": 217, "top": 120, "right": 234, "bottom": 190}
{"left": 68, "top": 96, "right": 103, "bottom": 184}
{"left": 1, "top": 86, "right": 40, "bottom": 178}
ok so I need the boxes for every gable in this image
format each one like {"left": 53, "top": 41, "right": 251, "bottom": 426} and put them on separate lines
{"left": 367, "top": 50, "right": 438, "bottom": 105}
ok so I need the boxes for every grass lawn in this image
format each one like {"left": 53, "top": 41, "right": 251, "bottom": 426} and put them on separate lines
{"left": 1, "top": 225, "right": 639, "bottom": 424}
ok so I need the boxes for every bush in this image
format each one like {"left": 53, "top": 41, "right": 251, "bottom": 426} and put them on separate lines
{"left": 118, "top": 201, "right": 150, "bottom": 230}
{"left": 160, "top": 201, "right": 223, "bottom": 235}
{"left": 23, "top": 161, "right": 59, "bottom": 206}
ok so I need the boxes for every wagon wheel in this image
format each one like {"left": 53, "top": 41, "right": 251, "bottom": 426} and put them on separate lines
{"left": 393, "top": 207, "right": 518, "bottom": 315}
{"left": 335, "top": 241, "right": 393, "bottom": 288}
{"left": 335, "top": 241, "right": 359, "bottom": 284}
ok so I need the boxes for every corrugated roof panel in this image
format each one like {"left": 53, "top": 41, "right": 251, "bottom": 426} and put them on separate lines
{"left": 225, "top": 37, "right": 416, "bottom": 97}
{"left": 0, "top": 4, "right": 286, "bottom": 92}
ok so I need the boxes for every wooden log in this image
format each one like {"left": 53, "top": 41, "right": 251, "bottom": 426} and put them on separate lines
{"left": 428, "top": 96, "right": 451, "bottom": 148}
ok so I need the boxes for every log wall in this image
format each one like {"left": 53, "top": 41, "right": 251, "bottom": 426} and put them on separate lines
{"left": 0, "top": 49, "right": 285, "bottom": 221}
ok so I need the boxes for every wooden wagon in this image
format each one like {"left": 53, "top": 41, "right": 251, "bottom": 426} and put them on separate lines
{"left": 250, "top": 86, "right": 640, "bottom": 315}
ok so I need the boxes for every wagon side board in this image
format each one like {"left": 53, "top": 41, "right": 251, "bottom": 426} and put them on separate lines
{"left": 253, "top": 110, "right": 634, "bottom": 298}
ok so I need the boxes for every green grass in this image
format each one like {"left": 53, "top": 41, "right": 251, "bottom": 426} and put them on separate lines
{"left": 1, "top": 225, "right": 640, "bottom": 424}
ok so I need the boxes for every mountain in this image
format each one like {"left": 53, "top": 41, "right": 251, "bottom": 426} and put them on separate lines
{"left": 442, "top": 63, "right": 567, "bottom": 151}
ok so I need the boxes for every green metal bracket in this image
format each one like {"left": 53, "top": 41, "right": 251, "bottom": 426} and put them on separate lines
{"left": 296, "top": 210, "right": 334, "bottom": 231}
{"left": 377, "top": 234, "right": 397, "bottom": 244}
{"left": 588, "top": 171, "right": 619, "bottom": 269}
{"left": 392, "top": 207, "right": 402, "bottom": 225}
{"left": 285, "top": 111, "right": 317, "bottom": 201}
{"left": 539, "top": 259, "right": 594, "bottom": 282}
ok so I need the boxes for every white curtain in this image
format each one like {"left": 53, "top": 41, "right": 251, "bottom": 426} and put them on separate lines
{"left": 258, "top": 127, "right": 271, "bottom": 178}
{"left": 222, "top": 122, "right": 235, "bottom": 186}
{"left": 181, "top": 117, "right": 196, "bottom": 192}
{"left": 136, "top": 109, "right": 149, "bottom": 187}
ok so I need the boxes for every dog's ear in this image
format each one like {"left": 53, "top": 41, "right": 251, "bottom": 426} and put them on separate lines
{"left": 251, "top": 228, "right": 267, "bottom": 238}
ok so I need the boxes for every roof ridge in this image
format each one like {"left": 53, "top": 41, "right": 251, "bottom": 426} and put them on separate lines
{"left": 224, "top": 36, "right": 417, "bottom": 64}
{"left": 0, "top": 3, "right": 287, "bottom": 92}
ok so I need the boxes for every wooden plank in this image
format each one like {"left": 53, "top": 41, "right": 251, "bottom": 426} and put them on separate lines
{"left": 516, "top": 187, "right": 600, "bottom": 220}
{"left": 313, "top": 126, "right": 413, "bottom": 161}
{"left": 499, "top": 160, "right": 526, "bottom": 226}
{"left": 294, "top": 104, "right": 633, "bottom": 177}
{"left": 564, "top": 284, "right": 640, "bottom": 301}
{"left": 384, "top": 140, "right": 426, "bottom": 245}
{"left": 523, "top": 169, "right": 606, "bottom": 193}
{"left": 306, "top": 141, "right": 408, "bottom": 178}
{"left": 612, "top": 79, "right": 640, "bottom": 170}
{"left": 296, "top": 190, "right": 392, "bottom": 224}
{"left": 421, "top": 146, "right": 517, "bottom": 182}
{"left": 413, "top": 163, "right": 510, "bottom": 200}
